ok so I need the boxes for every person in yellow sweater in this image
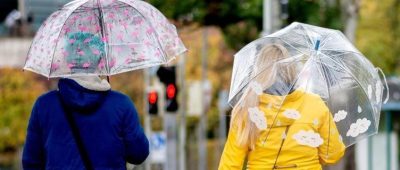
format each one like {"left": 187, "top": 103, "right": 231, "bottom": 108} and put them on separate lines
{"left": 219, "top": 44, "right": 345, "bottom": 170}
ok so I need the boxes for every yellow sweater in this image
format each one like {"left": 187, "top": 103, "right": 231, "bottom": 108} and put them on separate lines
{"left": 219, "top": 90, "right": 345, "bottom": 170}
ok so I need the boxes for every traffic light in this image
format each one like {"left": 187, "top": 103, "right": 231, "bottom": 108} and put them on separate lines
{"left": 280, "top": 0, "right": 289, "bottom": 20}
{"left": 148, "top": 91, "right": 158, "bottom": 115}
{"left": 157, "top": 66, "right": 179, "bottom": 112}
{"left": 166, "top": 83, "right": 178, "bottom": 112}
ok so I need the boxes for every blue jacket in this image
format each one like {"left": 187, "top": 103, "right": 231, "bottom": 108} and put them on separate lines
{"left": 22, "top": 79, "right": 149, "bottom": 170}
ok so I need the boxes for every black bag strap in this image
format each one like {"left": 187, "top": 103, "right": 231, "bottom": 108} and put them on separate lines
{"left": 59, "top": 94, "right": 94, "bottom": 170}
{"left": 272, "top": 126, "right": 291, "bottom": 169}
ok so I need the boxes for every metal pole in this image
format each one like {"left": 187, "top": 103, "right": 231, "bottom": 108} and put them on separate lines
{"left": 218, "top": 107, "right": 226, "bottom": 153}
{"left": 198, "top": 27, "right": 208, "bottom": 170}
{"left": 165, "top": 112, "right": 177, "bottom": 170}
{"left": 18, "top": 0, "right": 26, "bottom": 19}
{"left": 262, "top": 0, "right": 273, "bottom": 36}
{"left": 218, "top": 90, "right": 228, "bottom": 154}
{"left": 143, "top": 69, "right": 151, "bottom": 170}
{"left": 386, "top": 111, "right": 392, "bottom": 170}
{"left": 179, "top": 53, "right": 187, "bottom": 170}
{"left": 367, "top": 137, "right": 373, "bottom": 170}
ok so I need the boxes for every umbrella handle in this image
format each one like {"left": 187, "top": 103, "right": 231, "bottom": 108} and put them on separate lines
{"left": 376, "top": 67, "right": 389, "bottom": 104}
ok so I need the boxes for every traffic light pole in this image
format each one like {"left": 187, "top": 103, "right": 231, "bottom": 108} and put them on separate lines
{"left": 178, "top": 53, "right": 187, "bottom": 170}
{"left": 198, "top": 27, "right": 208, "bottom": 170}
{"left": 143, "top": 69, "right": 151, "bottom": 170}
{"left": 164, "top": 112, "right": 178, "bottom": 170}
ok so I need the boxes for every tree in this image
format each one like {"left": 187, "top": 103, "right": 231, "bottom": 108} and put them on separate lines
{"left": 356, "top": 0, "right": 400, "bottom": 74}
{"left": 147, "top": 0, "right": 262, "bottom": 50}
{"left": 0, "top": 69, "right": 46, "bottom": 165}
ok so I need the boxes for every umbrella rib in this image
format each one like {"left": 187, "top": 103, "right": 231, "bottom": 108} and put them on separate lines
{"left": 320, "top": 54, "right": 378, "bottom": 124}
{"left": 230, "top": 37, "right": 309, "bottom": 105}
{"left": 48, "top": 0, "right": 90, "bottom": 77}
{"left": 321, "top": 49, "right": 362, "bottom": 55}
{"left": 96, "top": 0, "right": 111, "bottom": 75}
{"left": 128, "top": 2, "right": 169, "bottom": 62}
{"left": 298, "top": 24, "right": 313, "bottom": 49}
{"left": 313, "top": 54, "right": 334, "bottom": 159}
{"left": 261, "top": 54, "right": 315, "bottom": 146}
{"left": 48, "top": 16, "right": 60, "bottom": 77}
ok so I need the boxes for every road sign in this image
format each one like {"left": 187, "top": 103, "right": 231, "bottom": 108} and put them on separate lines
{"left": 149, "top": 132, "right": 166, "bottom": 163}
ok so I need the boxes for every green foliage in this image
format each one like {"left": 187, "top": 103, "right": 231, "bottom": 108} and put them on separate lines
{"left": 356, "top": 0, "right": 400, "bottom": 74}
{"left": 0, "top": 69, "right": 46, "bottom": 152}
{"left": 287, "top": 0, "right": 342, "bottom": 30}
{"left": 147, "top": 0, "right": 345, "bottom": 50}
{"left": 146, "top": 0, "right": 262, "bottom": 50}
{"left": 146, "top": 0, "right": 206, "bottom": 23}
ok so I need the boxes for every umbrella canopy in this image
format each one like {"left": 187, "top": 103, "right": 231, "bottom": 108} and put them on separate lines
{"left": 229, "top": 22, "right": 389, "bottom": 154}
{"left": 24, "top": 0, "right": 186, "bottom": 78}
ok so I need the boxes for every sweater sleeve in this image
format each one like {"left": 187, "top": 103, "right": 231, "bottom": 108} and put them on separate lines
{"left": 122, "top": 97, "right": 150, "bottom": 165}
{"left": 318, "top": 109, "right": 345, "bottom": 165}
{"left": 22, "top": 99, "right": 45, "bottom": 170}
{"left": 218, "top": 125, "right": 249, "bottom": 170}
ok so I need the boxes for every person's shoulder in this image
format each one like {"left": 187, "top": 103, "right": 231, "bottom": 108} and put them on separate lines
{"left": 35, "top": 90, "right": 59, "bottom": 103}
{"left": 303, "top": 92, "right": 323, "bottom": 101}
{"left": 301, "top": 91, "right": 329, "bottom": 111}
{"left": 107, "top": 90, "right": 134, "bottom": 104}
{"left": 108, "top": 90, "right": 131, "bottom": 100}
{"left": 106, "top": 90, "right": 138, "bottom": 115}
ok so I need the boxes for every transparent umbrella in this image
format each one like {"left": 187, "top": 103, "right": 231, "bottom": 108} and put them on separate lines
{"left": 229, "top": 22, "right": 389, "bottom": 157}
{"left": 24, "top": 0, "right": 186, "bottom": 78}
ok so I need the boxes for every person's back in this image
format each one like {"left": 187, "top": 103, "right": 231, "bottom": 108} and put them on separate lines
{"left": 219, "top": 90, "right": 345, "bottom": 169}
{"left": 22, "top": 78, "right": 149, "bottom": 170}
{"left": 219, "top": 44, "right": 345, "bottom": 170}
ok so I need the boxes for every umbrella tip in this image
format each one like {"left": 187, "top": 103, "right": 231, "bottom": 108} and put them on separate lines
{"left": 314, "top": 39, "right": 321, "bottom": 51}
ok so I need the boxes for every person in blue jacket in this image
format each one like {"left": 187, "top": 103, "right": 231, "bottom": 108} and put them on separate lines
{"left": 22, "top": 77, "right": 150, "bottom": 169}
{"left": 22, "top": 32, "right": 149, "bottom": 169}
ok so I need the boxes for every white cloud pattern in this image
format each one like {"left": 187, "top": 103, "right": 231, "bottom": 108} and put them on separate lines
{"left": 248, "top": 107, "right": 267, "bottom": 130}
{"left": 333, "top": 110, "right": 347, "bottom": 122}
{"left": 249, "top": 81, "right": 263, "bottom": 95}
{"left": 283, "top": 109, "right": 301, "bottom": 120}
{"left": 358, "top": 106, "right": 362, "bottom": 113}
{"left": 292, "top": 130, "right": 324, "bottom": 147}
{"left": 346, "top": 118, "right": 371, "bottom": 137}
{"left": 376, "top": 82, "right": 382, "bottom": 103}
{"left": 368, "top": 85, "right": 372, "bottom": 100}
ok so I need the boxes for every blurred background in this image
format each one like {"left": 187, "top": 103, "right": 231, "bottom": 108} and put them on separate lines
{"left": 0, "top": 0, "right": 400, "bottom": 170}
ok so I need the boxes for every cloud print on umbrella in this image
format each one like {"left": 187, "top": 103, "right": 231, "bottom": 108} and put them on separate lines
{"left": 346, "top": 118, "right": 371, "bottom": 137}
{"left": 333, "top": 110, "right": 347, "bottom": 122}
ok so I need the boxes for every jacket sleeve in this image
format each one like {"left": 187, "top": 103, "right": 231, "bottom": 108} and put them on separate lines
{"left": 22, "top": 100, "right": 45, "bottom": 170}
{"left": 318, "top": 109, "right": 345, "bottom": 165}
{"left": 218, "top": 125, "right": 248, "bottom": 170}
{"left": 123, "top": 97, "right": 150, "bottom": 165}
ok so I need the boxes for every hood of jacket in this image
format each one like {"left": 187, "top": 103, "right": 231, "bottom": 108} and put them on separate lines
{"left": 258, "top": 89, "right": 305, "bottom": 127}
{"left": 58, "top": 78, "right": 110, "bottom": 112}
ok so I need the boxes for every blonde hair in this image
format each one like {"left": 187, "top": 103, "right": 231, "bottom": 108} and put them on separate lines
{"left": 231, "top": 44, "right": 295, "bottom": 149}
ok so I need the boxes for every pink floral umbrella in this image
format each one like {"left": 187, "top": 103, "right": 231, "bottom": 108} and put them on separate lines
{"left": 24, "top": 0, "right": 187, "bottom": 78}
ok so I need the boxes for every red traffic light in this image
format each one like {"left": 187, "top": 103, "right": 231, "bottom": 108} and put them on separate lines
{"left": 148, "top": 91, "right": 158, "bottom": 104}
{"left": 166, "top": 84, "right": 176, "bottom": 99}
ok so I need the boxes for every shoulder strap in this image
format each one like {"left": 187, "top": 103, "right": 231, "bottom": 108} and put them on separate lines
{"left": 272, "top": 126, "right": 290, "bottom": 169}
{"left": 58, "top": 94, "right": 94, "bottom": 170}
